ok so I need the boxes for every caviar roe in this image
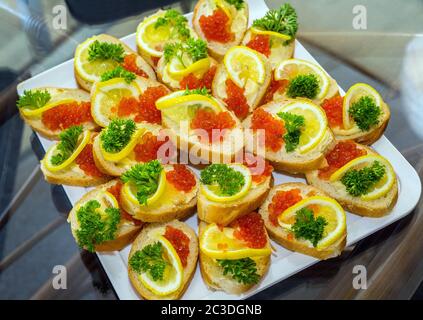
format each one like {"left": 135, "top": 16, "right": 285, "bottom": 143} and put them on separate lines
{"left": 246, "top": 34, "right": 271, "bottom": 57}
{"left": 243, "top": 153, "right": 273, "bottom": 184}
{"left": 321, "top": 96, "right": 344, "bottom": 128}
{"left": 151, "top": 56, "right": 160, "bottom": 67}
{"left": 262, "top": 78, "right": 289, "bottom": 104}
{"left": 179, "top": 65, "right": 217, "bottom": 90}
{"left": 134, "top": 132, "right": 168, "bottom": 162}
{"left": 106, "top": 182, "right": 142, "bottom": 226}
{"left": 135, "top": 86, "right": 168, "bottom": 124}
{"left": 232, "top": 212, "right": 267, "bottom": 249}
{"left": 318, "top": 141, "right": 367, "bottom": 179}
{"left": 75, "top": 144, "right": 105, "bottom": 178}
{"left": 41, "top": 101, "right": 92, "bottom": 131}
{"left": 166, "top": 164, "right": 196, "bottom": 192}
{"left": 190, "top": 109, "right": 236, "bottom": 143}
{"left": 251, "top": 108, "right": 285, "bottom": 152}
{"left": 117, "top": 96, "right": 138, "bottom": 117}
{"left": 224, "top": 79, "right": 250, "bottom": 119}
{"left": 199, "top": 8, "right": 234, "bottom": 43}
{"left": 268, "top": 189, "right": 303, "bottom": 226}
{"left": 122, "top": 54, "right": 148, "bottom": 78}
{"left": 164, "top": 225, "right": 190, "bottom": 267}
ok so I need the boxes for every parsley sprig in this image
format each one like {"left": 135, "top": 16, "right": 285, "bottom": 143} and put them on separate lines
{"left": 349, "top": 96, "right": 381, "bottom": 131}
{"left": 291, "top": 207, "right": 327, "bottom": 247}
{"left": 287, "top": 74, "right": 319, "bottom": 99}
{"left": 17, "top": 89, "right": 51, "bottom": 110}
{"left": 164, "top": 38, "right": 208, "bottom": 66}
{"left": 100, "top": 66, "right": 136, "bottom": 83}
{"left": 277, "top": 112, "right": 305, "bottom": 152}
{"left": 217, "top": 258, "right": 260, "bottom": 285}
{"left": 154, "top": 9, "right": 190, "bottom": 40}
{"left": 51, "top": 125, "right": 83, "bottom": 165}
{"left": 101, "top": 119, "right": 136, "bottom": 153}
{"left": 88, "top": 40, "right": 125, "bottom": 63}
{"left": 341, "top": 161, "right": 386, "bottom": 197}
{"left": 129, "top": 242, "right": 168, "bottom": 281}
{"left": 200, "top": 164, "right": 245, "bottom": 196}
{"left": 183, "top": 87, "right": 211, "bottom": 97}
{"left": 224, "top": 0, "right": 244, "bottom": 10}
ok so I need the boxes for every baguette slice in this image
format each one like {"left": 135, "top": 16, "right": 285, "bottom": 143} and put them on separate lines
{"left": 242, "top": 99, "right": 336, "bottom": 174}
{"left": 193, "top": 0, "right": 249, "bottom": 60}
{"left": 128, "top": 220, "right": 198, "bottom": 300}
{"left": 18, "top": 87, "right": 98, "bottom": 140}
{"left": 75, "top": 34, "right": 156, "bottom": 91}
{"left": 259, "top": 182, "right": 347, "bottom": 260}
{"left": 305, "top": 142, "right": 398, "bottom": 217}
{"left": 68, "top": 179, "right": 142, "bottom": 252}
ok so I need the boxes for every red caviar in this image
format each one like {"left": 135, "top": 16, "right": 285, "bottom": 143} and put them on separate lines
{"left": 243, "top": 153, "right": 273, "bottom": 184}
{"left": 179, "top": 65, "right": 217, "bottom": 90}
{"left": 106, "top": 182, "right": 142, "bottom": 226}
{"left": 262, "top": 78, "right": 289, "bottom": 104}
{"left": 190, "top": 109, "right": 236, "bottom": 142}
{"left": 251, "top": 108, "right": 285, "bottom": 152}
{"left": 135, "top": 86, "right": 167, "bottom": 124}
{"left": 164, "top": 225, "right": 190, "bottom": 267}
{"left": 122, "top": 54, "right": 148, "bottom": 78}
{"left": 117, "top": 96, "right": 138, "bottom": 117}
{"left": 246, "top": 34, "right": 271, "bottom": 57}
{"left": 134, "top": 132, "right": 168, "bottom": 162}
{"left": 199, "top": 8, "right": 234, "bottom": 43}
{"left": 166, "top": 164, "right": 196, "bottom": 192}
{"left": 321, "top": 96, "right": 343, "bottom": 128}
{"left": 232, "top": 212, "right": 267, "bottom": 249}
{"left": 75, "top": 144, "right": 105, "bottom": 178}
{"left": 223, "top": 79, "right": 250, "bottom": 119}
{"left": 268, "top": 189, "right": 303, "bottom": 226}
{"left": 41, "top": 101, "right": 92, "bottom": 131}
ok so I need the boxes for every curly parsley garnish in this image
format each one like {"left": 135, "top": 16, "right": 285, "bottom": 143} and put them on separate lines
{"left": 341, "top": 161, "right": 386, "bottom": 197}
{"left": 154, "top": 9, "right": 190, "bottom": 40}
{"left": 101, "top": 119, "right": 136, "bottom": 153}
{"left": 287, "top": 74, "right": 319, "bottom": 99}
{"left": 76, "top": 200, "right": 121, "bottom": 252}
{"left": 88, "top": 40, "right": 125, "bottom": 63}
{"left": 100, "top": 66, "right": 136, "bottom": 83}
{"left": 291, "top": 207, "right": 327, "bottom": 247}
{"left": 50, "top": 125, "right": 83, "bottom": 165}
{"left": 349, "top": 96, "right": 381, "bottom": 131}
{"left": 277, "top": 112, "right": 305, "bottom": 152}
{"left": 200, "top": 164, "right": 245, "bottom": 196}
{"left": 217, "top": 258, "right": 260, "bottom": 285}
{"left": 224, "top": 0, "right": 244, "bottom": 10}
{"left": 17, "top": 89, "right": 51, "bottom": 110}
{"left": 183, "top": 87, "right": 211, "bottom": 97}
{"left": 121, "top": 160, "right": 163, "bottom": 205}
{"left": 164, "top": 38, "right": 208, "bottom": 65}
{"left": 129, "top": 242, "right": 168, "bottom": 281}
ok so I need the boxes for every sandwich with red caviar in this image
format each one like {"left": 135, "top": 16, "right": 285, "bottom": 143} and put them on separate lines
{"left": 243, "top": 98, "right": 335, "bottom": 173}
{"left": 259, "top": 182, "right": 346, "bottom": 259}
{"left": 193, "top": 0, "right": 249, "bottom": 60}
{"left": 197, "top": 156, "right": 273, "bottom": 226}
{"left": 92, "top": 119, "right": 175, "bottom": 176}
{"left": 242, "top": 3, "right": 298, "bottom": 69}
{"left": 68, "top": 179, "right": 143, "bottom": 252}
{"left": 40, "top": 126, "right": 110, "bottom": 186}
{"left": 305, "top": 141, "right": 398, "bottom": 217}
{"left": 128, "top": 220, "right": 198, "bottom": 299}
{"left": 17, "top": 88, "right": 98, "bottom": 140}
{"left": 74, "top": 34, "right": 156, "bottom": 91}
{"left": 320, "top": 83, "right": 390, "bottom": 145}
{"left": 119, "top": 160, "right": 198, "bottom": 222}
{"left": 156, "top": 88, "right": 243, "bottom": 164}
{"left": 199, "top": 212, "right": 271, "bottom": 294}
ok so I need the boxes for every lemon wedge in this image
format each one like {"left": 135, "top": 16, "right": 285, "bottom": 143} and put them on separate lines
{"left": 224, "top": 46, "right": 266, "bottom": 88}
{"left": 250, "top": 26, "right": 291, "bottom": 42}
{"left": 278, "top": 196, "right": 346, "bottom": 250}
{"left": 21, "top": 98, "right": 75, "bottom": 117}
{"left": 44, "top": 130, "right": 91, "bottom": 172}
{"left": 91, "top": 78, "right": 141, "bottom": 127}
{"left": 329, "top": 155, "right": 395, "bottom": 200}
{"left": 100, "top": 128, "right": 146, "bottom": 162}
{"left": 200, "top": 164, "right": 252, "bottom": 202}
{"left": 138, "top": 236, "right": 183, "bottom": 296}
{"left": 122, "top": 169, "right": 166, "bottom": 206}
{"left": 167, "top": 57, "right": 211, "bottom": 80}
{"left": 200, "top": 223, "right": 271, "bottom": 259}
{"left": 343, "top": 83, "right": 383, "bottom": 130}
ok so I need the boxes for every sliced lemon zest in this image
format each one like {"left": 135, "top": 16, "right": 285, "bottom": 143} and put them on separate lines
{"left": 100, "top": 128, "right": 146, "bottom": 162}
{"left": 122, "top": 169, "right": 166, "bottom": 206}
{"left": 250, "top": 26, "right": 291, "bottom": 41}
{"left": 167, "top": 57, "right": 210, "bottom": 79}
{"left": 21, "top": 98, "right": 75, "bottom": 117}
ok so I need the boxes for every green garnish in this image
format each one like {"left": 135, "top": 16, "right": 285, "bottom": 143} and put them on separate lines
{"left": 183, "top": 87, "right": 211, "bottom": 97}
{"left": 75, "top": 200, "right": 121, "bottom": 252}
{"left": 101, "top": 119, "right": 136, "bottom": 153}
{"left": 50, "top": 125, "right": 83, "bottom": 166}
{"left": 217, "top": 258, "right": 260, "bottom": 285}
{"left": 121, "top": 160, "right": 163, "bottom": 205}
{"left": 163, "top": 38, "right": 208, "bottom": 65}
{"left": 17, "top": 89, "right": 51, "bottom": 110}
{"left": 129, "top": 242, "right": 168, "bottom": 281}
{"left": 291, "top": 207, "right": 327, "bottom": 247}
{"left": 100, "top": 66, "right": 136, "bottom": 83}
{"left": 286, "top": 74, "right": 319, "bottom": 99}
{"left": 277, "top": 112, "right": 305, "bottom": 152}
{"left": 224, "top": 0, "right": 244, "bottom": 10}
{"left": 200, "top": 164, "right": 245, "bottom": 196}
{"left": 88, "top": 40, "right": 125, "bottom": 63}
{"left": 349, "top": 96, "right": 381, "bottom": 131}
{"left": 341, "top": 161, "right": 386, "bottom": 197}
{"left": 154, "top": 9, "right": 190, "bottom": 40}
{"left": 252, "top": 3, "right": 298, "bottom": 42}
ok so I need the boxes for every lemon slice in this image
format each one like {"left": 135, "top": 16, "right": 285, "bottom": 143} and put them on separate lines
{"left": 250, "top": 26, "right": 291, "bottom": 42}
{"left": 21, "top": 98, "right": 75, "bottom": 117}
{"left": 91, "top": 78, "right": 141, "bottom": 127}
{"left": 215, "top": 0, "right": 233, "bottom": 23}
{"left": 44, "top": 130, "right": 91, "bottom": 172}
{"left": 167, "top": 57, "right": 211, "bottom": 79}
{"left": 136, "top": 13, "right": 169, "bottom": 58}
{"left": 278, "top": 196, "right": 346, "bottom": 250}
{"left": 122, "top": 169, "right": 166, "bottom": 206}
{"left": 343, "top": 83, "right": 383, "bottom": 130}
{"left": 200, "top": 164, "right": 252, "bottom": 203}
{"left": 278, "top": 100, "right": 328, "bottom": 153}
{"left": 274, "top": 59, "right": 330, "bottom": 100}
{"left": 224, "top": 46, "right": 266, "bottom": 88}
{"left": 138, "top": 236, "right": 183, "bottom": 296}
{"left": 329, "top": 155, "right": 395, "bottom": 200}
{"left": 200, "top": 223, "right": 271, "bottom": 259}
{"left": 100, "top": 127, "right": 146, "bottom": 162}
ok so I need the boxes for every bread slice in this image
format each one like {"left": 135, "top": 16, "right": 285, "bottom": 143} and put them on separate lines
{"left": 305, "top": 143, "right": 398, "bottom": 217}
{"left": 120, "top": 165, "right": 198, "bottom": 222}
{"left": 68, "top": 179, "right": 142, "bottom": 252}
{"left": 75, "top": 34, "right": 156, "bottom": 91}
{"left": 128, "top": 220, "right": 198, "bottom": 300}
{"left": 198, "top": 221, "right": 270, "bottom": 294}
{"left": 259, "top": 182, "right": 346, "bottom": 260}
{"left": 18, "top": 87, "right": 98, "bottom": 140}
{"left": 242, "top": 99, "right": 336, "bottom": 174}
{"left": 192, "top": 0, "right": 249, "bottom": 60}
